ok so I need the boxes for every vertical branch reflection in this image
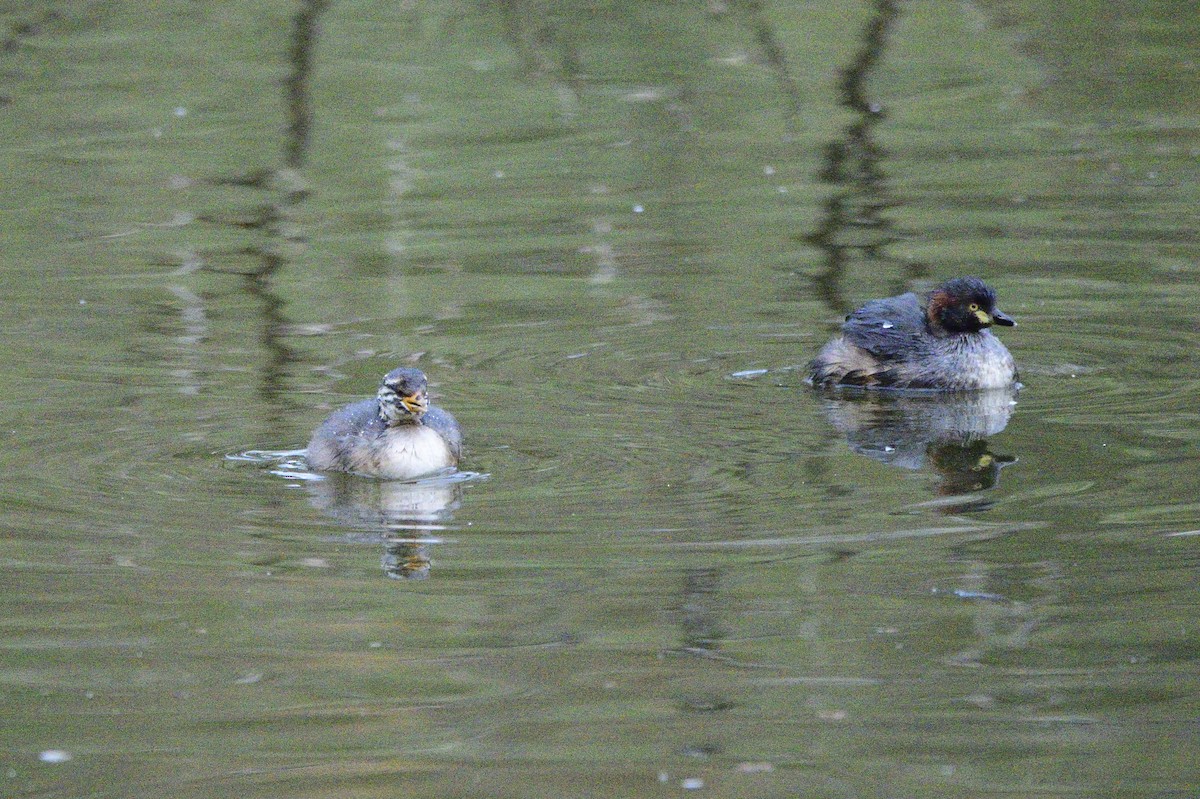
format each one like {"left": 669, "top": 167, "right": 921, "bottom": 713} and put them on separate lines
{"left": 804, "top": 0, "right": 906, "bottom": 315}
{"left": 250, "top": 0, "right": 329, "bottom": 413}
{"left": 169, "top": 0, "right": 328, "bottom": 427}
{"left": 731, "top": 0, "right": 806, "bottom": 136}
{"left": 232, "top": 0, "right": 325, "bottom": 407}
{"left": 284, "top": 0, "right": 331, "bottom": 170}
{"left": 242, "top": 251, "right": 300, "bottom": 418}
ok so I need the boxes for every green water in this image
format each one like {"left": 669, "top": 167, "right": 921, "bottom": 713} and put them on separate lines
{"left": 2, "top": 1, "right": 1198, "bottom": 796}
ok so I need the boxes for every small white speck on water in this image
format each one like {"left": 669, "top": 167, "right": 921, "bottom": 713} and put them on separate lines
{"left": 173, "top": 106, "right": 187, "bottom": 117}
{"left": 633, "top": 204, "right": 644, "bottom": 213}
{"left": 763, "top": 165, "right": 776, "bottom": 175}
{"left": 681, "top": 777, "right": 704, "bottom": 790}
{"left": 38, "top": 750, "right": 72, "bottom": 764}
{"left": 881, "top": 322, "right": 894, "bottom": 329}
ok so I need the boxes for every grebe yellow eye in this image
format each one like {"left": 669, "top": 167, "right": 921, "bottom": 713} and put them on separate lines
{"left": 968, "top": 302, "right": 980, "bottom": 312}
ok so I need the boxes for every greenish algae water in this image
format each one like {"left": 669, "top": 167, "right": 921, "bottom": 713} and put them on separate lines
{"left": 1, "top": 1, "right": 1198, "bottom": 797}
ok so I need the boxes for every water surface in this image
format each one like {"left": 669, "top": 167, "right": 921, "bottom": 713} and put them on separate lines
{"left": 2, "top": 1, "right": 1198, "bottom": 797}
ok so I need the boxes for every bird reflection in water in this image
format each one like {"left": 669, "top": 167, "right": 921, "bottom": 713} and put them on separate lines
{"left": 305, "top": 472, "right": 468, "bottom": 580}
{"left": 817, "top": 387, "right": 1018, "bottom": 511}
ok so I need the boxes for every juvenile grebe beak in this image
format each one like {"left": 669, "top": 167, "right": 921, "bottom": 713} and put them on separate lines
{"left": 400, "top": 390, "right": 429, "bottom": 415}
{"left": 991, "top": 309, "right": 1016, "bottom": 327}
